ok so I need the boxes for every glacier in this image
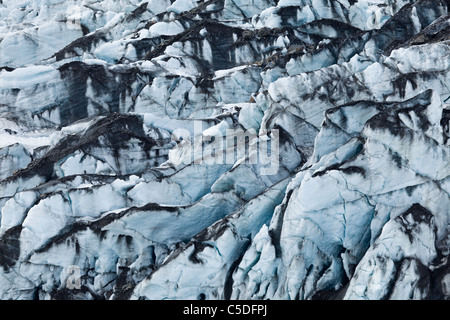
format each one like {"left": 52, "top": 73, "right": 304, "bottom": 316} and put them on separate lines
{"left": 0, "top": 0, "right": 448, "bottom": 300}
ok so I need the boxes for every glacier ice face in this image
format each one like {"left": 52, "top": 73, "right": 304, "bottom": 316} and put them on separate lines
{"left": 0, "top": 0, "right": 448, "bottom": 300}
